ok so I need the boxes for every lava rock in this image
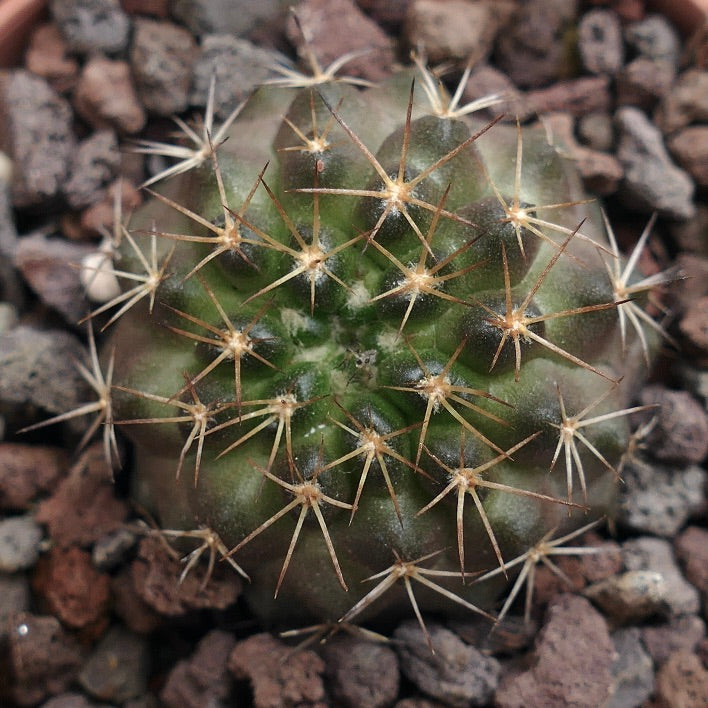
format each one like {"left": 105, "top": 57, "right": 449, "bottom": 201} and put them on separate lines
{"left": 526, "top": 76, "right": 612, "bottom": 116}
{"left": 616, "top": 57, "right": 675, "bottom": 109}
{"left": 0, "top": 70, "right": 75, "bottom": 208}
{"left": 607, "top": 627, "right": 654, "bottom": 708}
{"left": 65, "top": 130, "right": 120, "bottom": 210}
{"left": 625, "top": 14, "right": 681, "bottom": 69}
{"left": 73, "top": 55, "right": 147, "bottom": 134}
{"left": 675, "top": 526, "right": 708, "bottom": 602}
{"left": 25, "top": 23, "right": 79, "bottom": 93}
{"left": 656, "top": 69, "right": 708, "bottom": 133}
{"left": 654, "top": 651, "right": 708, "bottom": 708}
{"left": 615, "top": 106, "right": 695, "bottom": 220}
{"left": 496, "top": 594, "right": 615, "bottom": 708}
{"left": 50, "top": 0, "right": 131, "bottom": 54}
{"left": 577, "top": 9, "right": 624, "bottom": 75}
{"left": 171, "top": 0, "right": 283, "bottom": 37}
{"left": 322, "top": 635, "right": 400, "bottom": 708}
{"left": 228, "top": 632, "right": 327, "bottom": 708}
{"left": 130, "top": 18, "right": 197, "bottom": 116}
{"left": 394, "top": 621, "right": 500, "bottom": 707}
{"left": 160, "top": 629, "right": 235, "bottom": 708}
{"left": 642, "top": 615, "right": 706, "bottom": 666}
{"left": 623, "top": 536, "right": 700, "bottom": 617}
{"left": 584, "top": 570, "right": 668, "bottom": 624}
{"left": 668, "top": 125, "right": 708, "bottom": 187}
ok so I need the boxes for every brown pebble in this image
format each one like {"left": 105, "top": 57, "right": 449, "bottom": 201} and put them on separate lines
{"left": 655, "top": 651, "right": 708, "bottom": 708}
{"left": 25, "top": 23, "right": 78, "bottom": 93}
{"left": 0, "top": 443, "right": 68, "bottom": 510}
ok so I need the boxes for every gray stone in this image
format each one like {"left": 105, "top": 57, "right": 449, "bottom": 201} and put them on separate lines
{"left": 323, "top": 635, "right": 400, "bottom": 708}
{"left": 625, "top": 14, "right": 680, "bottom": 69}
{"left": 78, "top": 626, "right": 150, "bottom": 703}
{"left": 51, "top": 0, "right": 130, "bottom": 54}
{"left": 618, "top": 458, "right": 705, "bottom": 537}
{"left": 65, "top": 130, "right": 120, "bottom": 210}
{"left": 642, "top": 615, "right": 706, "bottom": 666}
{"left": 623, "top": 537, "right": 700, "bottom": 617}
{"left": 585, "top": 570, "right": 668, "bottom": 625}
{"left": 394, "top": 620, "right": 500, "bottom": 707}
{"left": 189, "top": 36, "right": 281, "bottom": 120}
{"left": 607, "top": 628, "right": 654, "bottom": 708}
{"left": 578, "top": 112, "right": 614, "bottom": 152}
{"left": 130, "top": 19, "right": 197, "bottom": 116}
{"left": 0, "top": 573, "right": 30, "bottom": 639}
{"left": 0, "top": 70, "right": 75, "bottom": 207}
{"left": 578, "top": 9, "right": 624, "bottom": 75}
{"left": 0, "top": 515, "right": 43, "bottom": 572}
{"left": 616, "top": 57, "right": 675, "bottom": 109}
{"left": 0, "top": 326, "right": 90, "bottom": 426}
{"left": 15, "top": 233, "right": 94, "bottom": 325}
{"left": 171, "top": 0, "right": 284, "bottom": 37}
{"left": 92, "top": 527, "right": 137, "bottom": 571}
{"left": 615, "top": 106, "right": 695, "bottom": 220}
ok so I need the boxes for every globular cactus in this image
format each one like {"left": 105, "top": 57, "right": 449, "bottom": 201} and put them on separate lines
{"left": 54, "top": 58, "right": 672, "bottom": 633}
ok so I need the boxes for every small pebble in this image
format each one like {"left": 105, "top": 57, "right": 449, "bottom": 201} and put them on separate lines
{"left": 625, "top": 14, "right": 681, "bottom": 69}
{"left": 578, "top": 112, "right": 614, "bottom": 151}
{"left": 92, "top": 527, "right": 137, "bottom": 571}
{"left": 323, "top": 635, "right": 400, "bottom": 708}
{"left": 171, "top": 0, "right": 283, "bottom": 36}
{"left": 0, "top": 515, "right": 43, "bottom": 573}
{"left": 65, "top": 129, "right": 120, "bottom": 210}
{"left": 394, "top": 620, "right": 500, "bottom": 707}
{"left": 654, "top": 651, "right": 708, "bottom": 708}
{"left": 642, "top": 614, "right": 706, "bottom": 666}
{"left": 584, "top": 570, "right": 668, "bottom": 624}
{"left": 527, "top": 76, "right": 612, "bottom": 116}
{"left": 73, "top": 55, "right": 147, "bottom": 134}
{"left": 130, "top": 18, "right": 197, "bottom": 116}
{"left": 78, "top": 626, "right": 150, "bottom": 703}
{"left": 50, "top": 0, "right": 131, "bottom": 54}
{"left": 578, "top": 9, "right": 624, "bottom": 75}
{"left": 616, "top": 57, "right": 675, "bottom": 108}
{"left": 623, "top": 536, "right": 700, "bottom": 617}
{"left": 607, "top": 627, "right": 655, "bottom": 708}
{"left": 0, "top": 573, "right": 31, "bottom": 640}
{"left": 675, "top": 526, "right": 708, "bottom": 600}
{"left": 618, "top": 457, "right": 705, "bottom": 537}
{"left": 656, "top": 69, "right": 708, "bottom": 133}
{"left": 668, "top": 125, "right": 708, "bottom": 187}
{"left": 639, "top": 385, "right": 708, "bottom": 464}
{"left": 25, "top": 23, "right": 79, "bottom": 93}
{"left": 615, "top": 106, "right": 695, "bottom": 220}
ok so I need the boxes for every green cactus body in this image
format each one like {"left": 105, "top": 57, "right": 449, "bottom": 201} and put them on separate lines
{"left": 104, "top": 69, "right": 653, "bottom": 627}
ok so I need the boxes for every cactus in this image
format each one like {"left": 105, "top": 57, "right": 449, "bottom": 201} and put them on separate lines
{"left": 35, "top": 58, "right": 673, "bottom": 633}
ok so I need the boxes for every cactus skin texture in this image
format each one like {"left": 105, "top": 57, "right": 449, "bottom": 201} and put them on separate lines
{"left": 101, "top": 68, "right": 657, "bottom": 629}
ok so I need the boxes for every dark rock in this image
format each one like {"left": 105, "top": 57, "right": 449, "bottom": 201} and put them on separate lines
{"left": 607, "top": 627, "right": 654, "bottom": 708}
{"left": 110, "top": 568, "right": 162, "bottom": 635}
{"left": 654, "top": 651, "right": 708, "bottom": 708}
{"left": 15, "top": 233, "right": 93, "bottom": 324}
{"left": 73, "top": 55, "right": 147, "bottom": 134}
{"left": 5, "top": 612, "right": 84, "bottom": 706}
{"left": 0, "top": 574, "right": 30, "bottom": 640}
{"left": 623, "top": 536, "right": 700, "bottom": 617}
{"left": 577, "top": 9, "right": 624, "bottom": 75}
{"left": 65, "top": 130, "right": 120, "bottom": 210}
{"left": 0, "top": 443, "right": 68, "bottom": 511}
{"left": 121, "top": 0, "right": 169, "bottom": 16}
{"left": 615, "top": 106, "right": 695, "bottom": 220}
{"left": 618, "top": 457, "right": 706, "bottom": 536}
{"left": 526, "top": 76, "right": 612, "bottom": 116}
{"left": 394, "top": 621, "right": 500, "bottom": 707}
{"left": 0, "top": 516, "right": 42, "bottom": 573}
{"left": 356, "top": 0, "right": 411, "bottom": 27}
{"left": 25, "top": 23, "right": 79, "bottom": 93}
{"left": 171, "top": 0, "right": 284, "bottom": 37}
{"left": 495, "top": 594, "right": 614, "bottom": 708}
{"left": 322, "top": 635, "right": 400, "bottom": 708}
{"left": 0, "top": 326, "right": 89, "bottom": 426}
{"left": 668, "top": 125, "right": 708, "bottom": 187}
{"left": 616, "top": 57, "right": 675, "bottom": 108}
{"left": 50, "top": 0, "right": 130, "bottom": 54}
{"left": 32, "top": 546, "right": 111, "bottom": 636}
{"left": 495, "top": 0, "right": 579, "bottom": 89}
{"left": 403, "top": 0, "right": 515, "bottom": 66}
{"left": 189, "top": 36, "right": 281, "bottom": 120}
{"left": 130, "top": 19, "right": 197, "bottom": 116}
{"left": 35, "top": 443, "right": 129, "bottom": 548}
{"left": 160, "top": 629, "right": 235, "bottom": 708}
{"left": 639, "top": 386, "right": 708, "bottom": 464}
{"left": 228, "top": 632, "right": 327, "bottom": 708}
{"left": 0, "top": 70, "right": 75, "bottom": 207}
{"left": 78, "top": 626, "right": 150, "bottom": 703}
{"left": 642, "top": 615, "right": 706, "bottom": 666}
{"left": 656, "top": 69, "right": 708, "bottom": 134}
{"left": 286, "top": 0, "right": 395, "bottom": 83}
